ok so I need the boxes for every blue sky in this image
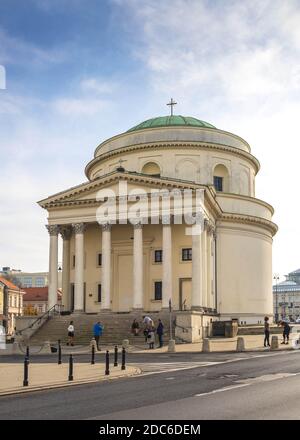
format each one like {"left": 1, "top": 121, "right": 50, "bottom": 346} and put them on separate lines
{"left": 1, "top": 0, "right": 300, "bottom": 278}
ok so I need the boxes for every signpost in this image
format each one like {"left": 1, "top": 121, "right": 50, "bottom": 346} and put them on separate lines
{"left": 168, "top": 299, "right": 176, "bottom": 353}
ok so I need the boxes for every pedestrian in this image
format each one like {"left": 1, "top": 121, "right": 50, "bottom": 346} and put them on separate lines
{"left": 93, "top": 321, "right": 103, "bottom": 351}
{"left": 147, "top": 325, "right": 155, "bottom": 349}
{"left": 281, "top": 320, "right": 291, "bottom": 344}
{"left": 143, "top": 315, "right": 153, "bottom": 329}
{"left": 67, "top": 320, "right": 75, "bottom": 346}
{"left": 131, "top": 319, "right": 140, "bottom": 336}
{"left": 156, "top": 319, "right": 164, "bottom": 348}
{"left": 264, "top": 316, "right": 270, "bottom": 347}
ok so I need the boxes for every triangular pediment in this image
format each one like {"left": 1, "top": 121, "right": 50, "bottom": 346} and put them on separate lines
{"left": 38, "top": 171, "right": 204, "bottom": 208}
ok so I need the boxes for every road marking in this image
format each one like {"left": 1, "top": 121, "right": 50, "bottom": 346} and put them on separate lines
{"left": 195, "top": 383, "right": 250, "bottom": 397}
{"left": 130, "top": 350, "right": 300, "bottom": 378}
{"left": 194, "top": 372, "right": 300, "bottom": 398}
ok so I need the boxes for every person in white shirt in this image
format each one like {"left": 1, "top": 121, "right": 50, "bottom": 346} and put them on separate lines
{"left": 143, "top": 315, "right": 153, "bottom": 327}
{"left": 67, "top": 321, "right": 75, "bottom": 346}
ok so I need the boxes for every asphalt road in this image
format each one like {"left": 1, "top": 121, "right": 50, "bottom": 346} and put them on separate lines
{"left": 1, "top": 350, "right": 300, "bottom": 419}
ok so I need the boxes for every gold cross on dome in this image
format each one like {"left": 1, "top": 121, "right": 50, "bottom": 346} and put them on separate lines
{"left": 167, "top": 98, "right": 177, "bottom": 116}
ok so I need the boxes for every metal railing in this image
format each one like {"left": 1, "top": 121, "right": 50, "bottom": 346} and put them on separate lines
{"left": 16, "top": 304, "right": 62, "bottom": 336}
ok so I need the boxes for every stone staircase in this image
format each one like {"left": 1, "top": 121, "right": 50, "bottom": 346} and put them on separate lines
{"left": 29, "top": 311, "right": 175, "bottom": 346}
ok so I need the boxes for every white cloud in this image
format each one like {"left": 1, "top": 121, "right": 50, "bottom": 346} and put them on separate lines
{"left": 53, "top": 97, "right": 110, "bottom": 116}
{"left": 80, "top": 78, "right": 116, "bottom": 94}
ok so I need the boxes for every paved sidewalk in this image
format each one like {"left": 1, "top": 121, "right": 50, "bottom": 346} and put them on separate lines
{"left": 0, "top": 362, "right": 140, "bottom": 396}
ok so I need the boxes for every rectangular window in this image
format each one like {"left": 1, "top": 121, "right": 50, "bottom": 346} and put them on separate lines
{"left": 35, "top": 277, "right": 45, "bottom": 287}
{"left": 23, "top": 277, "right": 32, "bottom": 287}
{"left": 98, "top": 253, "right": 102, "bottom": 266}
{"left": 154, "top": 250, "right": 163, "bottom": 263}
{"left": 97, "top": 284, "right": 102, "bottom": 303}
{"left": 72, "top": 255, "right": 76, "bottom": 268}
{"left": 182, "top": 248, "right": 192, "bottom": 261}
{"left": 154, "top": 281, "right": 162, "bottom": 301}
{"left": 213, "top": 176, "right": 223, "bottom": 192}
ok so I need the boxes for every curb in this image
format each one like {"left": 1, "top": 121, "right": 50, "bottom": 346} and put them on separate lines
{"left": 0, "top": 367, "right": 141, "bottom": 397}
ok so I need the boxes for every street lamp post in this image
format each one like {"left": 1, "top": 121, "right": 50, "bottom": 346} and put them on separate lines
{"left": 273, "top": 275, "right": 279, "bottom": 323}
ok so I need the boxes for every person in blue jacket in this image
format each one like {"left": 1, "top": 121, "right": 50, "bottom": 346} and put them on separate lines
{"left": 93, "top": 321, "right": 103, "bottom": 351}
{"left": 156, "top": 319, "right": 164, "bottom": 348}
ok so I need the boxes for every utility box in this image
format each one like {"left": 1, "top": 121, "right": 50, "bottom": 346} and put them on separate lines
{"left": 212, "top": 319, "right": 238, "bottom": 337}
{"left": 225, "top": 319, "right": 238, "bottom": 338}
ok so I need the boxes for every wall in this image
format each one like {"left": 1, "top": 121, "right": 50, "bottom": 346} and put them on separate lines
{"left": 217, "top": 221, "right": 273, "bottom": 323}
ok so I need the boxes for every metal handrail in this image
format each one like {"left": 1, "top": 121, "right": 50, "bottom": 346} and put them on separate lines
{"left": 16, "top": 304, "right": 62, "bottom": 335}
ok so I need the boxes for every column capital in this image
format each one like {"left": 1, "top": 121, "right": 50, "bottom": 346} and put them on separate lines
{"left": 204, "top": 219, "right": 216, "bottom": 235}
{"left": 46, "top": 224, "right": 59, "bottom": 236}
{"left": 59, "top": 226, "right": 72, "bottom": 240}
{"left": 72, "top": 223, "right": 86, "bottom": 234}
{"left": 133, "top": 222, "right": 143, "bottom": 229}
{"left": 102, "top": 223, "right": 112, "bottom": 231}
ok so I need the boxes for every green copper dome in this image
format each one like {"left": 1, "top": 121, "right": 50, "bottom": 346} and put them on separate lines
{"left": 127, "top": 115, "right": 216, "bottom": 132}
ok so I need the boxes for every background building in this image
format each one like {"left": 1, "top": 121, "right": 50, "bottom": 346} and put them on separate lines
{"left": 22, "top": 287, "right": 62, "bottom": 315}
{"left": 0, "top": 267, "right": 62, "bottom": 289}
{"left": 0, "top": 277, "right": 25, "bottom": 335}
{"left": 273, "top": 269, "right": 300, "bottom": 321}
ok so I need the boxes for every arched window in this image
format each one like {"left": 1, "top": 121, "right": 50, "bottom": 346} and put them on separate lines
{"left": 141, "top": 162, "right": 161, "bottom": 176}
{"left": 213, "top": 164, "right": 229, "bottom": 192}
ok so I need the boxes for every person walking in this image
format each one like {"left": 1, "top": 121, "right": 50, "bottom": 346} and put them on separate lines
{"left": 281, "top": 320, "right": 291, "bottom": 344}
{"left": 147, "top": 325, "right": 155, "bottom": 349}
{"left": 131, "top": 319, "right": 140, "bottom": 336}
{"left": 93, "top": 321, "right": 103, "bottom": 351}
{"left": 143, "top": 315, "right": 153, "bottom": 342}
{"left": 264, "top": 316, "right": 270, "bottom": 347}
{"left": 156, "top": 319, "right": 164, "bottom": 348}
{"left": 67, "top": 321, "right": 75, "bottom": 346}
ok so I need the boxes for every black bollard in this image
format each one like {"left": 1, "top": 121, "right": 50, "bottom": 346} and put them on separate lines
{"left": 121, "top": 347, "right": 126, "bottom": 370}
{"left": 105, "top": 350, "right": 110, "bottom": 375}
{"left": 91, "top": 344, "right": 95, "bottom": 365}
{"left": 58, "top": 340, "right": 62, "bottom": 365}
{"left": 26, "top": 346, "right": 29, "bottom": 363}
{"left": 114, "top": 345, "right": 118, "bottom": 367}
{"left": 23, "top": 357, "right": 29, "bottom": 387}
{"left": 68, "top": 354, "right": 73, "bottom": 381}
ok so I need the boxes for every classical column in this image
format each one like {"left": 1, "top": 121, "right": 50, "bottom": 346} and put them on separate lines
{"left": 46, "top": 225, "right": 59, "bottom": 310}
{"left": 202, "top": 220, "right": 208, "bottom": 309}
{"left": 72, "top": 223, "right": 86, "bottom": 312}
{"left": 60, "top": 226, "right": 72, "bottom": 311}
{"left": 101, "top": 223, "right": 112, "bottom": 310}
{"left": 192, "top": 224, "right": 203, "bottom": 309}
{"left": 162, "top": 218, "right": 172, "bottom": 309}
{"left": 133, "top": 223, "right": 143, "bottom": 309}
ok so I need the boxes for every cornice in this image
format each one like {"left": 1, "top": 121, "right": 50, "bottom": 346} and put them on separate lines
{"left": 219, "top": 213, "right": 278, "bottom": 236}
{"left": 85, "top": 141, "right": 260, "bottom": 180}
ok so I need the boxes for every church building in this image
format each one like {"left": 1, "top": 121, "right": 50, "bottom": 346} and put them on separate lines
{"left": 39, "top": 109, "right": 277, "bottom": 327}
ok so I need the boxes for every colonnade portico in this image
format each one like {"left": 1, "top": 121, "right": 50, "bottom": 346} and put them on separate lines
{"left": 46, "top": 219, "right": 216, "bottom": 313}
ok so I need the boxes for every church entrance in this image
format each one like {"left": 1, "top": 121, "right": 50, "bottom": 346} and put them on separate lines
{"left": 179, "top": 278, "right": 192, "bottom": 310}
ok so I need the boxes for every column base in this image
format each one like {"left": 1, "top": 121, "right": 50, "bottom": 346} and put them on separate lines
{"left": 100, "top": 308, "right": 112, "bottom": 313}
{"left": 191, "top": 306, "right": 204, "bottom": 312}
{"left": 72, "top": 309, "right": 84, "bottom": 314}
{"left": 132, "top": 307, "right": 143, "bottom": 311}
